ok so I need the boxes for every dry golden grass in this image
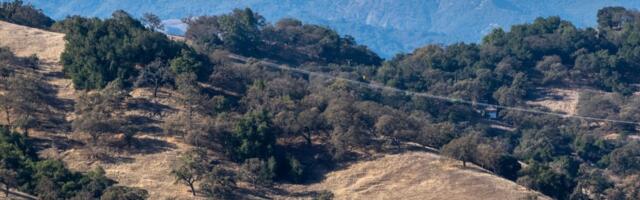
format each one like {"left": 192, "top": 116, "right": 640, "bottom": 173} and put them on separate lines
{"left": 59, "top": 136, "right": 200, "bottom": 200}
{"left": 55, "top": 86, "right": 203, "bottom": 199}
{"left": 527, "top": 88, "right": 579, "bottom": 115}
{"left": 1, "top": 20, "right": 549, "bottom": 200}
{"left": 284, "top": 152, "right": 548, "bottom": 200}
{"left": 0, "top": 21, "right": 64, "bottom": 62}
{"left": 0, "top": 20, "right": 74, "bottom": 103}
{"left": 0, "top": 20, "right": 199, "bottom": 199}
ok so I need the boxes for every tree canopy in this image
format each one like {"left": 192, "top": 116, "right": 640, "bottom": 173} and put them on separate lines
{"left": 56, "top": 10, "right": 205, "bottom": 89}
{"left": 185, "top": 8, "right": 382, "bottom": 66}
{"left": 0, "top": 127, "right": 146, "bottom": 199}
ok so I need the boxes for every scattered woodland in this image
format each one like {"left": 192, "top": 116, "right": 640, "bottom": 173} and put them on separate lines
{"left": 2, "top": 0, "right": 640, "bottom": 199}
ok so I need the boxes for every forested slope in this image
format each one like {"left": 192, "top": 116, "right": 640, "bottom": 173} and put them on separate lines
{"left": 0, "top": 18, "right": 551, "bottom": 200}
{"left": 1, "top": 1, "right": 640, "bottom": 199}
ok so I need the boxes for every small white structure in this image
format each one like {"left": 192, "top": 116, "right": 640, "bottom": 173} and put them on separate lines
{"left": 485, "top": 106, "right": 498, "bottom": 119}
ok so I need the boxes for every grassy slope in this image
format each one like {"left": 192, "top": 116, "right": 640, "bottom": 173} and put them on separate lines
{"left": 0, "top": 20, "right": 198, "bottom": 199}
{"left": 284, "top": 152, "right": 548, "bottom": 200}
{"left": 0, "top": 20, "right": 549, "bottom": 200}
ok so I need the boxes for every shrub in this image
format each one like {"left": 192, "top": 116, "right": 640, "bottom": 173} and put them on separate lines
{"left": 228, "top": 110, "right": 277, "bottom": 161}
{"left": 239, "top": 158, "right": 276, "bottom": 187}
{"left": 100, "top": 186, "right": 149, "bottom": 200}
{"left": 0, "top": 127, "right": 144, "bottom": 198}
{"left": 201, "top": 166, "right": 236, "bottom": 200}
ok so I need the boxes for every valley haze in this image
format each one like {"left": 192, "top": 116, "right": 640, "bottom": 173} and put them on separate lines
{"left": 23, "top": 0, "right": 640, "bottom": 57}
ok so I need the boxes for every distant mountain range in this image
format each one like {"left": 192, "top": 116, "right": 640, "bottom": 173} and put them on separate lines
{"left": 21, "top": 0, "right": 640, "bottom": 58}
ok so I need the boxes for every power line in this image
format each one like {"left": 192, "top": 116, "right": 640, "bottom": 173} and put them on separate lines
{"left": 231, "top": 55, "right": 640, "bottom": 126}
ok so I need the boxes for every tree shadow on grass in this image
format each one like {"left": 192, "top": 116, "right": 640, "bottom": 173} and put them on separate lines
{"left": 27, "top": 77, "right": 73, "bottom": 134}
{"left": 114, "top": 136, "right": 178, "bottom": 155}
{"left": 30, "top": 134, "right": 83, "bottom": 152}
{"left": 125, "top": 115, "right": 164, "bottom": 135}
{"left": 99, "top": 137, "right": 176, "bottom": 164}
{"left": 126, "top": 97, "right": 175, "bottom": 118}
{"left": 275, "top": 143, "right": 342, "bottom": 185}
{"left": 97, "top": 153, "right": 136, "bottom": 165}
{"left": 268, "top": 188, "right": 330, "bottom": 199}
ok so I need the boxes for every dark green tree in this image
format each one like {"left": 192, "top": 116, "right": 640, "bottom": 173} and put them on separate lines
{"left": 514, "top": 127, "right": 571, "bottom": 162}
{"left": 58, "top": 11, "right": 183, "bottom": 89}
{"left": 169, "top": 49, "right": 207, "bottom": 78}
{"left": 229, "top": 110, "right": 277, "bottom": 161}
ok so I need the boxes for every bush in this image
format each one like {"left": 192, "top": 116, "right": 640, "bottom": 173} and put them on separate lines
{"left": 517, "top": 162, "right": 575, "bottom": 200}
{"left": 492, "top": 155, "right": 521, "bottom": 181}
{"left": 0, "top": 127, "right": 143, "bottom": 198}
{"left": 239, "top": 158, "right": 276, "bottom": 187}
{"left": 227, "top": 110, "right": 277, "bottom": 161}
{"left": 286, "top": 156, "right": 305, "bottom": 183}
{"left": 100, "top": 186, "right": 149, "bottom": 200}
{"left": 605, "top": 142, "right": 640, "bottom": 175}
{"left": 313, "top": 190, "right": 334, "bottom": 200}
{"left": 169, "top": 49, "right": 209, "bottom": 80}
{"left": 201, "top": 167, "right": 236, "bottom": 200}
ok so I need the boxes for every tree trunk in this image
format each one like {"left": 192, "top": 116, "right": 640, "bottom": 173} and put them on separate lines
{"left": 153, "top": 84, "right": 159, "bottom": 98}
{"left": 302, "top": 127, "right": 312, "bottom": 146}
{"left": 186, "top": 107, "right": 193, "bottom": 139}
{"left": 305, "top": 132, "right": 312, "bottom": 146}
{"left": 189, "top": 182, "right": 196, "bottom": 196}
{"left": 91, "top": 133, "right": 98, "bottom": 147}
{"left": 4, "top": 108, "right": 11, "bottom": 128}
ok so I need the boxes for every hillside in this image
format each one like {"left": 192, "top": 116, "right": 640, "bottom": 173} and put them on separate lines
{"left": 22, "top": 0, "right": 640, "bottom": 57}
{"left": 0, "top": 20, "right": 549, "bottom": 200}
{"left": 0, "top": 20, "right": 63, "bottom": 62}
{"left": 285, "top": 152, "right": 548, "bottom": 200}
{"left": 0, "top": 20, "right": 196, "bottom": 199}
